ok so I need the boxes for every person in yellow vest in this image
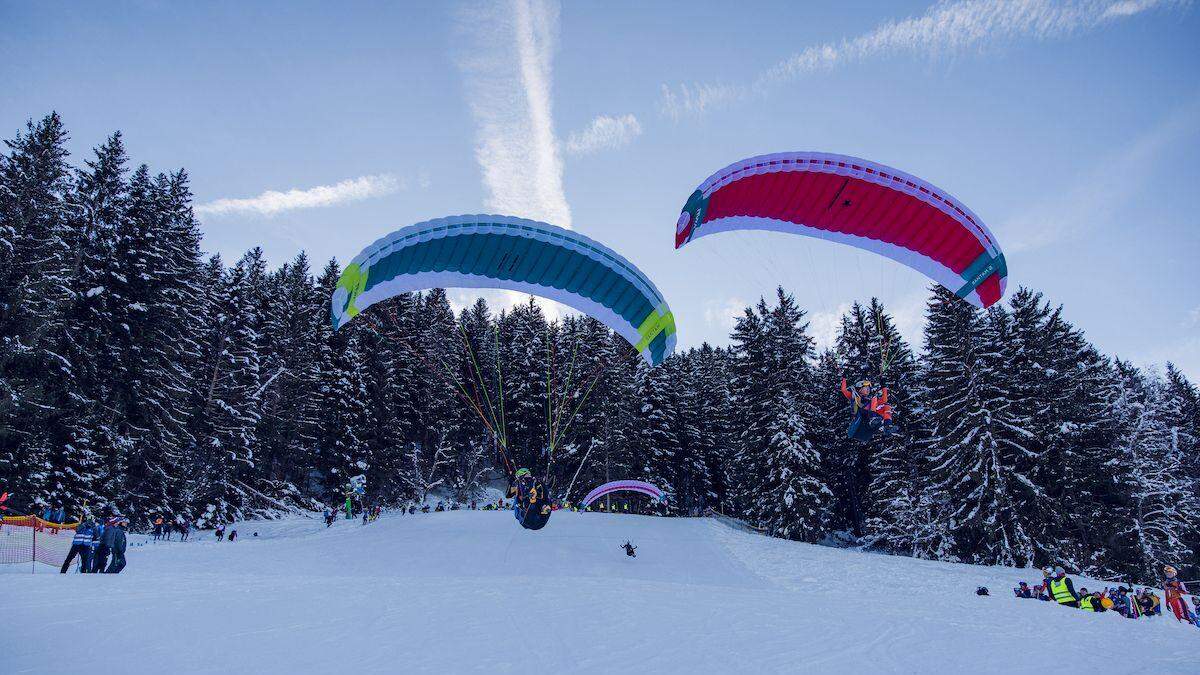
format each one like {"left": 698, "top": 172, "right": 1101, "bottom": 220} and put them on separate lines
{"left": 1077, "top": 588, "right": 1096, "bottom": 611}
{"left": 1047, "top": 567, "right": 1081, "bottom": 608}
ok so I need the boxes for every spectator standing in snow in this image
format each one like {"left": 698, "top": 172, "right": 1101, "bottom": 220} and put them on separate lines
{"left": 89, "top": 518, "right": 104, "bottom": 566}
{"left": 180, "top": 521, "right": 191, "bottom": 541}
{"left": 60, "top": 518, "right": 95, "bottom": 573}
{"left": 228, "top": 529, "right": 237, "bottom": 542}
{"left": 105, "top": 518, "right": 128, "bottom": 573}
{"left": 1047, "top": 567, "right": 1081, "bottom": 608}
{"left": 215, "top": 524, "right": 225, "bottom": 541}
{"left": 93, "top": 517, "right": 119, "bottom": 572}
{"left": 152, "top": 515, "right": 164, "bottom": 541}
{"left": 1163, "top": 566, "right": 1191, "bottom": 623}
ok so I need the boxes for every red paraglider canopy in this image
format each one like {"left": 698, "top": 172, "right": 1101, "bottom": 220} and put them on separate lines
{"left": 675, "top": 152, "right": 1007, "bottom": 308}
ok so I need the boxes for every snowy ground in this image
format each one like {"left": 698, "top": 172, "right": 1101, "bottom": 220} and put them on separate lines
{"left": 4, "top": 510, "right": 1197, "bottom": 673}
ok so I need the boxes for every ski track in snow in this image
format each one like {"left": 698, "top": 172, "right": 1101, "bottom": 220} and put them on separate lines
{"left": 3, "top": 511, "right": 1197, "bottom": 674}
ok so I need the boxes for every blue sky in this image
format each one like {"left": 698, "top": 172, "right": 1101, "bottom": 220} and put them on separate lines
{"left": 3, "top": 0, "right": 1198, "bottom": 377}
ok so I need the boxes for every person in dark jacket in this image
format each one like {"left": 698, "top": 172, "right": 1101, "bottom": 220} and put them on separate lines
{"left": 60, "top": 519, "right": 96, "bottom": 573}
{"left": 92, "top": 517, "right": 119, "bottom": 572}
{"left": 1013, "top": 582, "right": 1033, "bottom": 598}
{"left": 621, "top": 542, "right": 637, "bottom": 557}
{"left": 104, "top": 519, "right": 128, "bottom": 573}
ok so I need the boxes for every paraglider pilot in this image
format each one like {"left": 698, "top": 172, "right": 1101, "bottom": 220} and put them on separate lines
{"left": 841, "top": 378, "right": 894, "bottom": 442}
{"left": 509, "top": 468, "right": 552, "bottom": 531}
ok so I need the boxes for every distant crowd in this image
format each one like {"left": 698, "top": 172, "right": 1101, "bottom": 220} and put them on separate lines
{"left": 1012, "top": 565, "right": 1198, "bottom": 627}
{"left": 321, "top": 497, "right": 661, "bottom": 527}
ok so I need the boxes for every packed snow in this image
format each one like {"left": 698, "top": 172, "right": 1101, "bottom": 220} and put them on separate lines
{"left": 4, "top": 511, "right": 1197, "bottom": 673}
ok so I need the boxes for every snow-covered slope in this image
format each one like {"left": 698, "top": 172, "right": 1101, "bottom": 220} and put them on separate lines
{"left": 5, "top": 511, "right": 1196, "bottom": 673}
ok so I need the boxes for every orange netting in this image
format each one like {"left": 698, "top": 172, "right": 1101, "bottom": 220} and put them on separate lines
{"left": 0, "top": 515, "right": 80, "bottom": 567}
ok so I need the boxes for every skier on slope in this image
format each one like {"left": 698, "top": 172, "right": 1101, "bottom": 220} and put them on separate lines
{"left": 840, "top": 378, "right": 894, "bottom": 442}
{"left": 508, "top": 468, "right": 552, "bottom": 531}
{"left": 622, "top": 542, "right": 637, "bottom": 558}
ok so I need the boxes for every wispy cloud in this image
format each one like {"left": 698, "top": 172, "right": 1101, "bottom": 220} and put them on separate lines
{"left": 704, "top": 297, "right": 749, "bottom": 332}
{"left": 565, "top": 114, "right": 642, "bottom": 155}
{"left": 806, "top": 302, "right": 853, "bottom": 351}
{"left": 659, "top": 0, "right": 1181, "bottom": 120}
{"left": 456, "top": 0, "right": 572, "bottom": 228}
{"left": 1004, "top": 97, "right": 1200, "bottom": 252}
{"left": 195, "top": 174, "right": 402, "bottom": 218}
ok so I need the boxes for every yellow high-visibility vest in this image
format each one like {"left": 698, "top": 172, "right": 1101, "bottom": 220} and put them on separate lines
{"left": 1049, "top": 578, "right": 1076, "bottom": 605}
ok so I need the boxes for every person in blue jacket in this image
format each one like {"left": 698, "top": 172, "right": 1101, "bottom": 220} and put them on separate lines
{"left": 60, "top": 518, "right": 95, "bottom": 573}
{"left": 509, "top": 468, "right": 552, "bottom": 530}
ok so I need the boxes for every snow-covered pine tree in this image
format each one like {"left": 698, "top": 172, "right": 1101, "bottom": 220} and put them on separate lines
{"left": 669, "top": 351, "right": 709, "bottom": 514}
{"left": 310, "top": 259, "right": 371, "bottom": 505}
{"left": 922, "top": 287, "right": 1037, "bottom": 566}
{"left": 726, "top": 301, "right": 770, "bottom": 520}
{"left": 690, "top": 343, "right": 734, "bottom": 513}
{"left": 637, "top": 356, "right": 682, "bottom": 514}
{"left": 189, "top": 258, "right": 262, "bottom": 523}
{"left": 756, "top": 288, "right": 829, "bottom": 541}
{"left": 0, "top": 113, "right": 92, "bottom": 508}
{"left": 256, "top": 252, "right": 323, "bottom": 505}
{"left": 1108, "top": 362, "right": 1200, "bottom": 581}
{"left": 496, "top": 298, "right": 550, "bottom": 472}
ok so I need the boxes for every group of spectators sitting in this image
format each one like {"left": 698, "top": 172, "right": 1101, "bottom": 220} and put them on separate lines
{"left": 1014, "top": 565, "right": 1198, "bottom": 627}
{"left": 59, "top": 516, "right": 128, "bottom": 574}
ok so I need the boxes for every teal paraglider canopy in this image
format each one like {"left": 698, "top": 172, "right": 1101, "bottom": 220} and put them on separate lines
{"left": 332, "top": 215, "right": 677, "bottom": 367}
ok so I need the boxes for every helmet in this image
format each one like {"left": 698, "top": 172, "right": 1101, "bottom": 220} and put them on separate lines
{"left": 854, "top": 379, "right": 872, "bottom": 390}
{"left": 514, "top": 468, "right": 531, "bottom": 479}
{"left": 1164, "top": 565, "right": 1177, "bottom": 577}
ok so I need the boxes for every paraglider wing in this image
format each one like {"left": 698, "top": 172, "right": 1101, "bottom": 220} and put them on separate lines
{"left": 332, "top": 215, "right": 677, "bottom": 366}
{"left": 675, "top": 152, "right": 1007, "bottom": 308}
{"left": 581, "top": 480, "right": 665, "bottom": 508}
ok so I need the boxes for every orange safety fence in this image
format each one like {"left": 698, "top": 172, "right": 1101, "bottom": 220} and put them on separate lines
{"left": 1, "top": 515, "right": 80, "bottom": 568}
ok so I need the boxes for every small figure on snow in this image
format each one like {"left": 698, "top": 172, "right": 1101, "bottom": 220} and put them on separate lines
{"left": 622, "top": 541, "right": 637, "bottom": 558}
{"left": 228, "top": 529, "right": 238, "bottom": 542}
{"left": 215, "top": 523, "right": 226, "bottom": 541}
{"left": 1013, "top": 581, "right": 1032, "bottom": 598}
{"left": 840, "top": 378, "right": 894, "bottom": 442}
